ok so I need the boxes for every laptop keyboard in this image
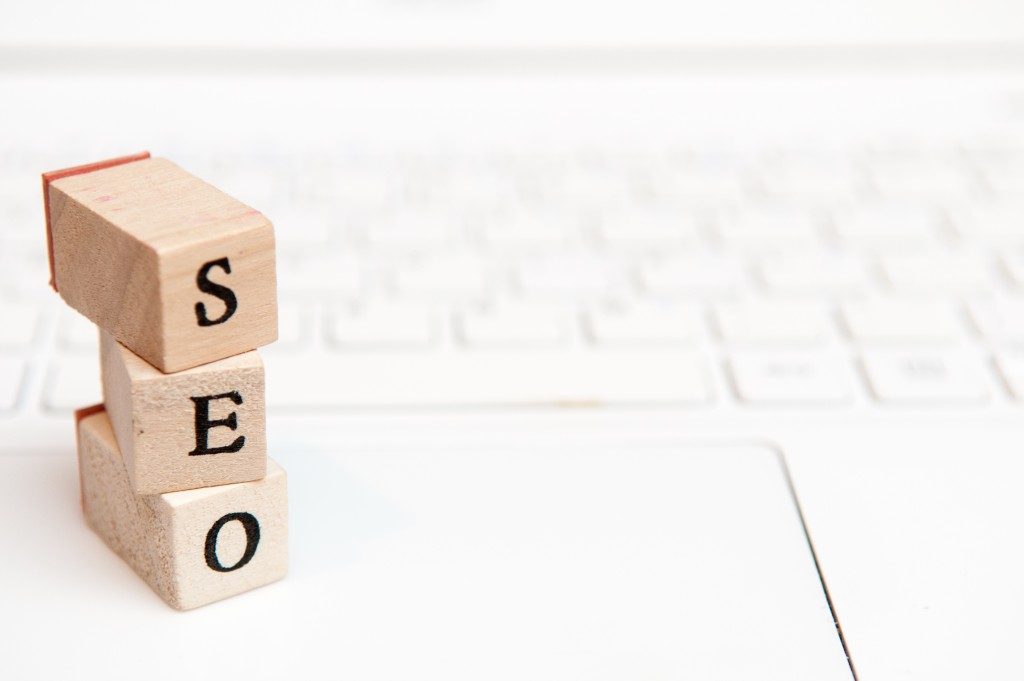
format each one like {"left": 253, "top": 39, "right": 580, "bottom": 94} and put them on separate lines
{"left": 6, "top": 142, "right": 1024, "bottom": 412}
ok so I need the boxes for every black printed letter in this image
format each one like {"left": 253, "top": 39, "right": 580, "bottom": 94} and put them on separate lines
{"left": 195, "top": 257, "right": 238, "bottom": 326}
{"left": 204, "top": 512, "right": 260, "bottom": 572}
{"left": 189, "top": 391, "right": 245, "bottom": 456}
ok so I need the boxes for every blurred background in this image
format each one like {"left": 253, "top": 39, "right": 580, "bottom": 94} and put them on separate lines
{"left": 2, "top": 0, "right": 1024, "bottom": 430}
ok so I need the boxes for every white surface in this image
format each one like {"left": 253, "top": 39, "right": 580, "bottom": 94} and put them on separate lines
{"left": 0, "top": 443, "right": 852, "bottom": 680}
{"left": 329, "top": 304, "right": 438, "bottom": 348}
{"left": 879, "top": 253, "right": 991, "bottom": 293}
{"left": 841, "top": 301, "right": 964, "bottom": 344}
{"left": 267, "top": 350, "right": 713, "bottom": 406}
{"left": 861, "top": 351, "right": 990, "bottom": 403}
{"left": 640, "top": 255, "right": 740, "bottom": 298}
{"left": 2, "top": 53, "right": 1024, "bottom": 679}
{"left": 833, "top": 205, "right": 941, "bottom": 247}
{"left": 0, "top": 303, "right": 39, "bottom": 348}
{"left": 995, "top": 353, "right": 1024, "bottom": 397}
{"left": 587, "top": 305, "right": 701, "bottom": 345}
{"left": 729, "top": 353, "right": 853, "bottom": 404}
{"left": 970, "top": 300, "right": 1024, "bottom": 343}
{"left": 784, "top": 424, "right": 1024, "bottom": 681}
{"left": 4, "top": 0, "right": 1024, "bottom": 49}
{"left": 715, "top": 302, "right": 829, "bottom": 345}
{"left": 0, "top": 357, "right": 24, "bottom": 410}
{"left": 757, "top": 254, "right": 867, "bottom": 295}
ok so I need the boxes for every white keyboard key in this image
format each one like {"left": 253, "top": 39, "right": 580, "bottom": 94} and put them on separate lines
{"left": 1000, "top": 252, "right": 1024, "bottom": 287}
{"left": 880, "top": 252, "right": 991, "bottom": 293}
{"left": 0, "top": 247, "right": 50, "bottom": 298}
{"left": 480, "top": 211, "right": 574, "bottom": 248}
{"left": 842, "top": 301, "right": 963, "bottom": 344}
{"left": 951, "top": 203, "right": 1024, "bottom": 243}
{"left": 995, "top": 354, "right": 1024, "bottom": 398}
{"left": 597, "top": 208, "right": 702, "bottom": 248}
{"left": 758, "top": 255, "right": 867, "bottom": 295}
{"left": 640, "top": 255, "right": 741, "bottom": 298}
{"left": 544, "top": 170, "right": 637, "bottom": 205}
{"left": 458, "top": 307, "right": 569, "bottom": 347}
{"left": 58, "top": 310, "right": 98, "bottom": 353}
{"left": 410, "top": 168, "right": 519, "bottom": 206}
{"left": 275, "top": 305, "right": 306, "bottom": 349}
{"left": 279, "top": 254, "right": 363, "bottom": 298}
{"left": 981, "top": 167, "right": 1024, "bottom": 197}
{"left": 587, "top": 305, "right": 701, "bottom": 345}
{"left": 869, "top": 161, "right": 977, "bottom": 199}
{"left": 0, "top": 358, "right": 24, "bottom": 411}
{"left": 0, "top": 196, "right": 40, "bottom": 243}
{"left": 328, "top": 305, "right": 436, "bottom": 349}
{"left": 517, "top": 255, "right": 623, "bottom": 299}
{"left": 213, "top": 165, "right": 290, "bottom": 208}
{"left": 45, "top": 356, "right": 101, "bottom": 413}
{"left": 267, "top": 350, "right": 712, "bottom": 407}
{"left": 449, "top": 170, "right": 521, "bottom": 205}
{"left": 715, "top": 303, "right": 829, "bottom": 345}
{"left": 833, "top": 205, "right": 941, "bottom": 247}
{"left": 861, "top": 351, "right": 988, "bottom": 403}
{"left": 396, "top": 255, "right": 488, "bottom": 299}
{"left": 757, "top": 163, "right": 860, "bottom": 202}
{"left": 313, "top": 169, "right": 396, "bottom": 210}
{"left": 715, "top": 209, "right": 823, "bottom": 250}
{"left": 729, "top": 354, "right": 851, "bottom": 404}
{"left": 652, "top": 168, "right": 744, "bottom": 202}
{"left": 271, "top": 204, "right": 334, "bottom": 247}
{"left": 0, "top": 303, "right": 39, "bottom": 348}
{"left": 968, "top": 300, "right": 1024, "bottom": 342}
{"left": 364, "top": 211, "right": 457, "bottom": 250}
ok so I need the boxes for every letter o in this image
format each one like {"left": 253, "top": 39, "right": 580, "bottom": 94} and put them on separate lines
{"left": 204, "top": 512, "right": 260, "bottom": 572}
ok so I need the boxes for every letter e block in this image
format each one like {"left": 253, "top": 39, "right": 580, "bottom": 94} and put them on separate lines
{"left": 44, "top": 154, "right": 277, "bottom": 372}
{"left": 101, "top": 331, "right": 267, "bottom": 494}
{"left": 77, "top": 408, "right": 287, "bottom": 610}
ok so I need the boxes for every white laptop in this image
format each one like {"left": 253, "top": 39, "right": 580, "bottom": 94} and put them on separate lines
{"left": 3, "top": 1, "right": 1024, "bottom": 678}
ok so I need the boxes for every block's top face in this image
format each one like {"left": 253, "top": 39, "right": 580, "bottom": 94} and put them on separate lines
{"left": 159, "top": 460, "right": 285, "bottom": 509}
{"left": 74, "top": 403, "right": 107, "bottom": 427}
{"left": 77, "top": 408, "right": 115, "bottom": 450}
{"left": 115, "top": 338, "right": 264, "bottom": 384}
{"left": 48, "top": 157, "right": 273, "bottom": 253}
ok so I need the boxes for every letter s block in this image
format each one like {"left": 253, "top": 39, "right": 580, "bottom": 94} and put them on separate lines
{"left": 44, "top": 154, "right": 277, "bottom": 372}
{"left": 77, "top": 408, "right": 287, "bottom": 611}
{"left": 101, "top": 331, "right": 267, "bottom": 494}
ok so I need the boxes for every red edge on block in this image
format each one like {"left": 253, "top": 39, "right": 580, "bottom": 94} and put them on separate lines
{"left": 42, "top": 151, "right": 151, "bottom": 292}
{"left": 74, "top": 403, "right": 106, "bottom": 425}
{"left": 74, "top": 403, "right": 106, "bottom": 511}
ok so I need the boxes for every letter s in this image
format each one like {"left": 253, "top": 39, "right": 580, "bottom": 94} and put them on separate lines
{"left": 195, "top": 257, "right": 238, "bottom": 327}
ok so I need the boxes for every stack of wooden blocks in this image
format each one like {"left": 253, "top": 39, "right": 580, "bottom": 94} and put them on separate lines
{"left": 42, "top": 152, "right": 287, "bottom": 610}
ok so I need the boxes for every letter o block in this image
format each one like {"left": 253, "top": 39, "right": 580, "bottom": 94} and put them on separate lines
{"left": 44, "top": 154, "right": 277, "bottom": 372}
{"left": 77, "top": 408, "right": 287, "bottom": 611}
{"left": 101, "top": 331, "right": 267, "bottom": 494}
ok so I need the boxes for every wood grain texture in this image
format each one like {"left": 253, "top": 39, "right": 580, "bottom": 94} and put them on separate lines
{"left": 47, "top": 156, "right": 277, "bottom": 372}
{"left": 78, "top": 409, "right": 287, "bottom": 611}
{"left": 42, "top": 151, "right": 151, "bottom": 290}
{"left": 101, "top": 331, "right": 267, "bottom": 494}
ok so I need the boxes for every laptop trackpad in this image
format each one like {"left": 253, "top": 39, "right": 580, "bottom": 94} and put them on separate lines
{"left": 282, "top": 444, "right": 854, "bottom": 679}
{"left": 9, "top": 445, "right": 853, "bottom": 679}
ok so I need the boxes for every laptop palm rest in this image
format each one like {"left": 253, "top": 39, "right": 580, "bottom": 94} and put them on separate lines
{"left": 3, "top": 444, "right": 854, "bottom": 679}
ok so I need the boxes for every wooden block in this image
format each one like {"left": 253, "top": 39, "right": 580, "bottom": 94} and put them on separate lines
{"left": 77, "top": 407, "right": 287, "bottom": 611}
{"left": 45, "top": 154, "right": 277, "bottom": 372}
{"left": 100, "top": 331, "right": 267, "bottom": 494}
